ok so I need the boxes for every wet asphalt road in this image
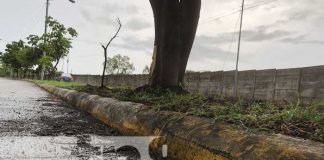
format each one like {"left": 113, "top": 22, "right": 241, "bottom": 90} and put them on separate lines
{"left": 0, "top": 78, "right": 147, "bottom": 160}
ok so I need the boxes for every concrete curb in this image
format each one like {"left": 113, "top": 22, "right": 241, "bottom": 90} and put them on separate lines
{"left": 36, "top": 83, "right": 324, "bottom": 160}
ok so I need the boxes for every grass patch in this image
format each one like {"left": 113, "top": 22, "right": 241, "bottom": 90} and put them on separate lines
{"left": 35, "top": 81, "right": 324, "bottom": 143}
{"left": 33, "top": 80, "right": 86, "bottom": 90}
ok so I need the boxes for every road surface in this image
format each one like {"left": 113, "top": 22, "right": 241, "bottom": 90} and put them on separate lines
{"left": 0, "top": 78, "right": 146, "bottom": 160}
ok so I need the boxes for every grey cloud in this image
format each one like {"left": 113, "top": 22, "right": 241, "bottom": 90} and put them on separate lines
{"left": 191, "top": 44, "right": 234, "bottom": 62}
{"left": 117, "top": 36, "right": 153, "bottom": 52}
{"left": 102, "top": 3, "right": 138, "bottom": 14}
{"left": 272, "top": 0, "right": 324, "bottom": 25}
{"left": 287, "top": 10, "right": 314, "bottom": 21}
{"left": 190, "top": 35, "right": 236, "bottom": 62}
{"left": 196, "top": 26, "right": 292, "bottom": 45}
{"left": 194, "top": 35, "right": 232, "bottom": 45}
{"left": 281, "top": 34, "right": 324, "bottom": 44}
{"left": 190, "top": 36, "right": 254, "bottom": 66}
{"left": 126, "top": 18, "right": 151, "bottom": 31}
{"left": 242, "top": 29, "right": 292, "bottom": 42}
{"left": 79, "top": 7, "right": 117, "bottom": 26}
{"left": 80, "top": 8, "right": 114, "bottom": 24}
{"left": 275, "top": 8, "right": 319, "bottom": 25}
{"left": 125, "top": 5, "right": 139, "bottom": 14}
{"left": 94, "top": 16, "right": 115, "bottom": 26}
{"left": 80, "top": 8, "right": 92, "bottom": 22}
{"left": 79, "top": 2, "right": 139, "bottom": 26}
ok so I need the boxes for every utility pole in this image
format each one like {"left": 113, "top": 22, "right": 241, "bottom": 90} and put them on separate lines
{"left": 40, "top": 0, "right": 75, "bottom": 80}
{"left": 61, "top": 58, "right": 64, "bottom": 72}
{"left": 66, "top": 57, "right": 69, "bottom": 73}
{"left": 40, "top": 0, "right": 50, "bottom": 80}
{"left": 234, "top": 0, "right": 245, "bottom": 97}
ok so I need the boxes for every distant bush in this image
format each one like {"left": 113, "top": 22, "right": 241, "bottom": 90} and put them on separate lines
{"left": 0, "top": 66, "right": 10, "bottom": 77}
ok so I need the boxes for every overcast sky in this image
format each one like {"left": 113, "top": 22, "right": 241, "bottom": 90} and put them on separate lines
{"left": 1, "top": 0, "right": 324, "bottom": 74}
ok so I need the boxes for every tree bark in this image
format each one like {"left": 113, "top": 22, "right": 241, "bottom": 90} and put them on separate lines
{"left": 149, "top": 0, "right": 163, "bottom": 85}
{"left": 178, "top": 0, "right": 201, "bottom": 84}
{"left": 149, "top": 0, "right": 201, "bottom": 87}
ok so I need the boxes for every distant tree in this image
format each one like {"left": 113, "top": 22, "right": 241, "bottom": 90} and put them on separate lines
{"left": 1, "top": 40, "right": 43, "bottom": 78}
{"left": 0, "top": 64, "right": 10, "bottom": 77}
{"left": 0, "top": 17, "right": 76, "bottom": 79}
{"left": 1, "top": 41, "right": 27, "bottom": 77}
{"left": 106, "top": 54, "right": 135, "bottom": 75}
{"left": 0, "top": 57, "right": 10, "bottom": 77}
{"left": 100, "top": 18, "right": 122, "bottom": 87}
{"left": 142, "top": 65, "right": 150, "bottom": 74}
{"left": 1, "top": 40, "right": 25, "bottom": 71}
{"left": 27, "top": 16, "right": 78, "bottom": 78}
{"left": 15, "top": 46, "right": 37, "bottom": 77}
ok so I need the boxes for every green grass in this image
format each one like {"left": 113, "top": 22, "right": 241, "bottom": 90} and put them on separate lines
{"left": 117, "top": 87, "right": 324, "bottom": 142}
{"left": 34, "top": 81, "right": 324, "bottom": 142}
{"left": 33, "top": 80, "right": 86, "bottom": 90}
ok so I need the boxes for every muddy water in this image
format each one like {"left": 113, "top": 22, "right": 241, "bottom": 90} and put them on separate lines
{"left": 0, "top": 78, "right": 160, "bottom": 159}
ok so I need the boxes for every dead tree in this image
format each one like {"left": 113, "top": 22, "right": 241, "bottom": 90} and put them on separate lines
{"left": 101, "top": 18, "right": 122, "bottom": 87}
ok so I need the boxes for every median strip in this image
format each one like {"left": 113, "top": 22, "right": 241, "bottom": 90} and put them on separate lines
{"left": 34, "top": 81, "right": 324, "bottom": 160}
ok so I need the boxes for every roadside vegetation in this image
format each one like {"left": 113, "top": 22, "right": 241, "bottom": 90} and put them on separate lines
{"left": 34, "top": 80, "right": 324, "bottom": 143}
{"left": 0, "top": 17, "right": 77, "bottom": 79}
{"left": 33, "top": 80, "right": 85, "bottom": 90}
{"left": 0, "top": 62, "right": 10, "bottom": 77}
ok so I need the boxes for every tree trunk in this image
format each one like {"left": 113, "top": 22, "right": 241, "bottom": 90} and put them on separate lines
{"left": 50, "top": 59, "right": 60, "bottom": 79}
{"left": 100, "top": 18, "right": 121, "bottom": 88}
{"left": 149, "top": 0, "right": 201, "bottom": 87}
{"left": 22, "top": 69, "right": 27, "bottom": 79}
{"left": 101, "top": 48, "right": 107, "bottom": 87}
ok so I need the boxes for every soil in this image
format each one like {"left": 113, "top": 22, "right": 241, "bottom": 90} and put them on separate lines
{"left": 34, "top": 100, "right": 120, "bottom": 136}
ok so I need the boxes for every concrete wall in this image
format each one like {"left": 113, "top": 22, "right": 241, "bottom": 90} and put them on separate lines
{"left": 73, "top": 65, "right": 324, "bottom": 102}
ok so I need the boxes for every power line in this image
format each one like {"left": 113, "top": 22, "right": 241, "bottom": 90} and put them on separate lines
{"left": 200, "top": 0, "right": 278, "bottom": 25}
{"left": 202, "top": 0, "right": 273, "bottom": 22}
{"left": 204, "top": 0, "right": 278, "bottom": 23}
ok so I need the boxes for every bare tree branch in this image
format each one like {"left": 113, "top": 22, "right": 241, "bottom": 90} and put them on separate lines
{"left": 103, "top": 18, "right": 122, "bottom": 50}
{"left": 100, "top": 43, "right": 105, "bottom": 49}
{"left": 100, "top": 18, "right": 122, "bottom": 87}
